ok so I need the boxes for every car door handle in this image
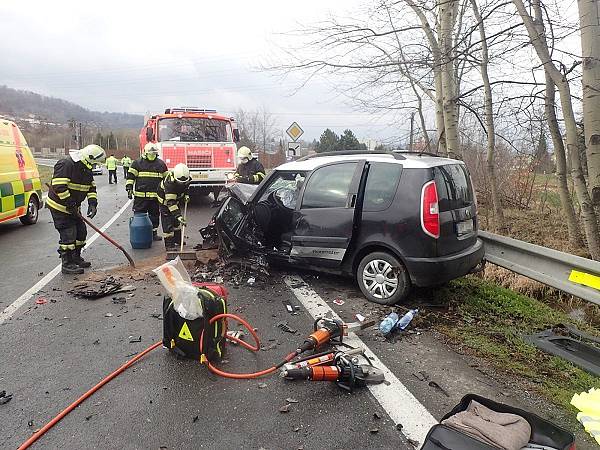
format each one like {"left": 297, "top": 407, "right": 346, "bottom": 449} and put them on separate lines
{"left": 347, "top": 194, "right": 357, "bottom": 208}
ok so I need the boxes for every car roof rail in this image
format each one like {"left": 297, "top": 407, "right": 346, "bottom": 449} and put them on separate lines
{"left": 393, "top": 150, "right": 443, "bottom": 158}
{"left": 296, "top": 150, "right": 406, "bottom": 161}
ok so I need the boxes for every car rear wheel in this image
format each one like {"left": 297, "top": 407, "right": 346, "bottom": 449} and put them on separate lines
{"left": 356, "top": 251, "right": 410, "bottom": 305}
{"left": 20, "top": 195, "right": 39, "bottom": 225}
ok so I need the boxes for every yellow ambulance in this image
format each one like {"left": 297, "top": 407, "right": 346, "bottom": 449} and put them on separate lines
{"left": 0, "top": 118, "right": 43, "bottom": 225}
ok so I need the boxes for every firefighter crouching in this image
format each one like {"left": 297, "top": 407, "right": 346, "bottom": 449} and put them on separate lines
{"left": 234, "top": 146, "right": 265, "bottom": 184}
{"left": 126, "top": 143, "right": 168, "bottom": 241}
{"left": 47, "top": 144, "right": 104, "bottom": 274}
{"left": 158, "top": 163, "right": 192, "bottom": 251}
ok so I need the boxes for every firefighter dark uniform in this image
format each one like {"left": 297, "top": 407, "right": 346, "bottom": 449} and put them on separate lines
{"left": 47, "top": 146, "right": 102, "bottom": 274}
{"left": 158, "top": 170, "right": 191, "bottom": 250}
{"left": 234, "top": 158, "right": 266, "bottom": 184}
{"left": 126, "top": 154, "right": 168, "bottom": 240}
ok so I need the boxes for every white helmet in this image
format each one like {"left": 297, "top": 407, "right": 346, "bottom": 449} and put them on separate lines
{"left": 144, "top": 142, "right": 159, "bottom": 160}
{"left": 237, "top": 146, "right": 252, "bottom": 162}
{"left": 81, "top": 144, "right": 106, "bottom": 164}
{"left": 172, "top": 163, "right": 191, "bottom": 185}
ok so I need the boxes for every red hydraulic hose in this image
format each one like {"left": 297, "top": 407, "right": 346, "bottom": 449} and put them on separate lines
{"left": 18, "top": 341, "right": 162, "bottom": 450}
{"left": 201, "top": 313, "right": 298, "bottom": 379}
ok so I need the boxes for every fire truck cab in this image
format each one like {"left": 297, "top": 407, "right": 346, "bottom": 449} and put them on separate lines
{"left": 139, "top": 107, "right": 240, "bottom": 196}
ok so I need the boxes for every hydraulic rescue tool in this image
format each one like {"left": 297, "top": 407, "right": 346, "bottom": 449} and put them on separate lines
{"left": 280, "top": 353, "right": 385, "bottom": 392}
{"left": 297, "top": 317, "right": 376, "bottom": 353}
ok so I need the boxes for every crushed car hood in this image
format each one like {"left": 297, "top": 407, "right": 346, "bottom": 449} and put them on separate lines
{"left": 227, "top": 183, "right": 258, "bottom": 205}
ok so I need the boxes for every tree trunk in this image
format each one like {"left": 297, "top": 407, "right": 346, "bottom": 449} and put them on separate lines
{"left": 513, "top": 0, "right": 600, "bottom": 259}
{"left": 470, "top": 0, "right": 504, "bottom": 231}
{"left": 578, "top": 0, "right": 600, "bottom": 207}
{"left": 405, "top": 0, "right": 447, "bottom": 155}
{"left": 545, "top": 72, "right": 584, "bottom": 248}
{"left": 439, "top": 0, "right": 461, "bottom": 158}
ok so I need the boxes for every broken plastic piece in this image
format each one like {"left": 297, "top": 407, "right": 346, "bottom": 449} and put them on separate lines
{"left": 35, "top": 297, "right": 48, "bottom": 305}
{"left": 333, "top": 299, "right": 345, "bottom": 306}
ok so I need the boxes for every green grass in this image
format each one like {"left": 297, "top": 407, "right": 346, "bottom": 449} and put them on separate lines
{"left": 431, "top": 277, "right": 600, "bottom": 411}
{"left": 37, "top": 165, "right": 53, "bottom": 191}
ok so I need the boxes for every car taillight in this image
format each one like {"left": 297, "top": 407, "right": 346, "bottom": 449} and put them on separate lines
{"left": 421, "top": 180, "right": 439, "bottom": 238}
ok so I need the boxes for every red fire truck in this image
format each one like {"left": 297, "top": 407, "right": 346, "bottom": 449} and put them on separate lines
{"left": 139, "top": 107, "right": 240, "bottom": 196}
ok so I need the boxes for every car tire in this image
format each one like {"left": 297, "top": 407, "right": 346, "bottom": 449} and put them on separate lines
{"left": 356, "top": 251, "right": 410, "bottom": 305}
{"left": 20, "top": 195, "right": 39, "bottom": 225}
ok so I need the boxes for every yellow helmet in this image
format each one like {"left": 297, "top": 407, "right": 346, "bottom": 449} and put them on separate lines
{"left": 237, "top": 146, "right": 252, "bottom": 161}
{"left": 173, "top": 163, "right": 191, "bottom": 185}
{"left": 144, "top": 142, "right": 159, "bottom": 160}
{"left": 80, "top": 144, "right": 106, "bottom": 164}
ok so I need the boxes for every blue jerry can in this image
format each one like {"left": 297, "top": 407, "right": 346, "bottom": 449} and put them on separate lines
{"left": 129, "top": 212, "right": 153, "bottom": 249}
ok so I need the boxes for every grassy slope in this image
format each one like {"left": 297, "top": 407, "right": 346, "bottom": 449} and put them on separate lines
{"left": 431, "top": 276, "right": 599, "bottom": 410}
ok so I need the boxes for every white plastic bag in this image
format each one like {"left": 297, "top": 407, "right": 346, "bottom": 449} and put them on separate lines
{"left": 153, "top": 257, "right": 204, "bottom": 320}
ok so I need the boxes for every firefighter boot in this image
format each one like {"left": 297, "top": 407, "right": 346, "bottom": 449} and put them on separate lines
{"left": 61, "top": 251, "right": 84, "bottom": 275}
{"left": 164, "top": 237, "right": 177, "bottom": 252}
{"left": 153, "top": 231, "right": 163, "bottom": 241}
{"left": 72, "top": 248, "right": 92, "bottom": 268}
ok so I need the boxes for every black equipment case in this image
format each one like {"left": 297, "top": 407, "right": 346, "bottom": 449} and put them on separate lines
{"left": 420, "top": 394, "right": 575, "bottom": 450}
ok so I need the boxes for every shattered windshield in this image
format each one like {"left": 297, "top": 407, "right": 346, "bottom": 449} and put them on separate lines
{"left": 259, "top": 171, "right": 307, "bottom": 203}
{"left": 158, "top": 118, "right": 231, "bottom": 142}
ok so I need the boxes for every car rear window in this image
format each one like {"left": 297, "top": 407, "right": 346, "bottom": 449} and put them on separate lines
{"left": 434, "top": 164, "right": 473, "bottom": 211}
{"left": 363, "top": 163, "right": 402, "bottom": 211}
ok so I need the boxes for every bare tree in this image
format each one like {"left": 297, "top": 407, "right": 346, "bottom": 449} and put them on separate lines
{"left": 469, "top": 0, "right": 504, "bottom": 230}
{"left": 513, "top": 0, "right": 600, "bottom": 259}
{"left": 577, "top": 0, "right": 600, "bottom": 208}
{"left": 544, "top": 71, "right": 584, "bottom": 248}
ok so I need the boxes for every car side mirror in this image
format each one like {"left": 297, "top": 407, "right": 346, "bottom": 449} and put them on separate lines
{"left": 232, "top": 129, "right": 240, "bottom": 142}
{"left": 146, "top": 127, "right": 154, "bottom": 141}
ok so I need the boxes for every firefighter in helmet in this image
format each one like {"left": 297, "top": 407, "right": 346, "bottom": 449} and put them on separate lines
{"left": 234, "top": 146, "right": 265, "bottom": 184}
{"left": 126, "top": 143, "right": 168, "bottom": 240}
{"left": 158, "top": 163, "right": 192, "bottom": 251}
{"left": 47, "top": 144, "right": 104, "bottom": 274}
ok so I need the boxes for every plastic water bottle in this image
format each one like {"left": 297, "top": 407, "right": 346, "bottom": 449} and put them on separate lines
{"left": 379, "top": 312, "right": 399, "bottom": 334}
{"left": 395, "top": 309, "right": 419, "bottom": 331}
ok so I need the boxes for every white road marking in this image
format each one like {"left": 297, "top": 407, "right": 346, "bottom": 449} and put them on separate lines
{"left": 284, "top": 275, "right": 438, "bottom": 447}
{"left": 0, "top": 199, "right": 132, "bottom": 325}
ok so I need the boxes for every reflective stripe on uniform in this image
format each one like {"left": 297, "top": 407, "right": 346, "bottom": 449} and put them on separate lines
{"left": 138, "top": 171, "right": 162, "bottom": 178}
{"left": 57, "top": 190, "right": 71, "bottom": 199}
{"left": 133, "top": 191, "right": 158, "bottom": 198}
{"left": 87, "top": 192, "right": 98, "bottom": 199}
{"left": 46, "top": 198, "right": 69, "bottom": 214}
{"left": 163, "top": 232, "right": 175, "bottom": 238}
{"left": 67, "top": 182, "right": 92, "bottom": 192}
{"left": 128, "top": 168, "right": 139, "bottom": 176}
{"left": 168, "top": 204, "right": 179, "bottom": 212}
{"left": 126, "top": 179, "right": 134, "bottom": 187}
{"left": 51, "top": 177, "right": 70, "bottom": 186}
{"left": 75, "top": 240, "right": 86, "bottom": 247}
{"left": 165, "top": 193, "right": 178, "bottom": 200}
{"left": 59, "top": 243, "right": 76, "bottom": 250}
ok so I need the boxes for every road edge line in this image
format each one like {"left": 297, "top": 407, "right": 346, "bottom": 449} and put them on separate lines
{"left": 284, "top": 274, "right": 438, "bottom": 447}
{"left": 0, "top": 199, "right": 132, "bottom": 325}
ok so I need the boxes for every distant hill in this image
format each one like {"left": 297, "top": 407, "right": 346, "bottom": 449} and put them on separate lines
{"left": 0, "top": 85, "right": 143, "bottom": 129}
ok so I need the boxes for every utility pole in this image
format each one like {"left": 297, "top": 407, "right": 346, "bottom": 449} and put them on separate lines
{"left": 78, "top": 123, "right": 83, "bottom": 149}
{"left": 409, "top": 111, "right": 415, "bottom": 152}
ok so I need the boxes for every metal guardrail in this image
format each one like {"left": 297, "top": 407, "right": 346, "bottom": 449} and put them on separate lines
{"left": 479, "top": 230, "right": 600, "bottom": 306}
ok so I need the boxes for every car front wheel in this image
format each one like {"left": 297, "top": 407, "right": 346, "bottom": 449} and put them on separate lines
{"left": 20, "top": 195, "right": 39, "bottom": 225}
{"left": 356, "top": 251, "right": 410, "bottom": 305}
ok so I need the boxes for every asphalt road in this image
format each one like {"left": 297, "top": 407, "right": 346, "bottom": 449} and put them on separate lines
{"left": 0, "top": 174, "right": 590, "bottom": 449}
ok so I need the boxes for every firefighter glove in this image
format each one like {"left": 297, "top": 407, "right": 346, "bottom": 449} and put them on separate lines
{"left": 236, "top": 175, "right": 250, "bottom": 183}
{"left": 177, "top": 216, "right": 187, "bottom": 226}
{"left": 126, "top": 188, "right": 133, "bottom": 200}
{"left": 87, "top": 203, "right": 97, "bottom": 219}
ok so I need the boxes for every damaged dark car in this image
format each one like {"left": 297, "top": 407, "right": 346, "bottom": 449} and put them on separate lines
{"left": 202, "top": 151, "right": 484, "bottom": 305}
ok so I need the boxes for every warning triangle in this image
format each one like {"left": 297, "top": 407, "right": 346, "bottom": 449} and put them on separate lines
{"left": 178, "top": 322, "right": 194, "bottom": 341}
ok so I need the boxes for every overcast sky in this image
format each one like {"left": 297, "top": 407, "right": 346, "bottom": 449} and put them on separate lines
{"left": 0, "top": 0, "right": 402, "bottom": 141}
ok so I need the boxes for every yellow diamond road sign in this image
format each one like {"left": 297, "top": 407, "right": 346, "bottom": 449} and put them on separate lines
{"left": 286, "top": 122, "right": 304, "bottom": 141}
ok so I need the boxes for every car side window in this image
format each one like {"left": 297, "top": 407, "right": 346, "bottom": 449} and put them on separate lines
{"left": 363, "top": 163, "right": 402, "bottom": 211}
{"left": 301, "top": 163, "right": 357, "bottom": 209}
